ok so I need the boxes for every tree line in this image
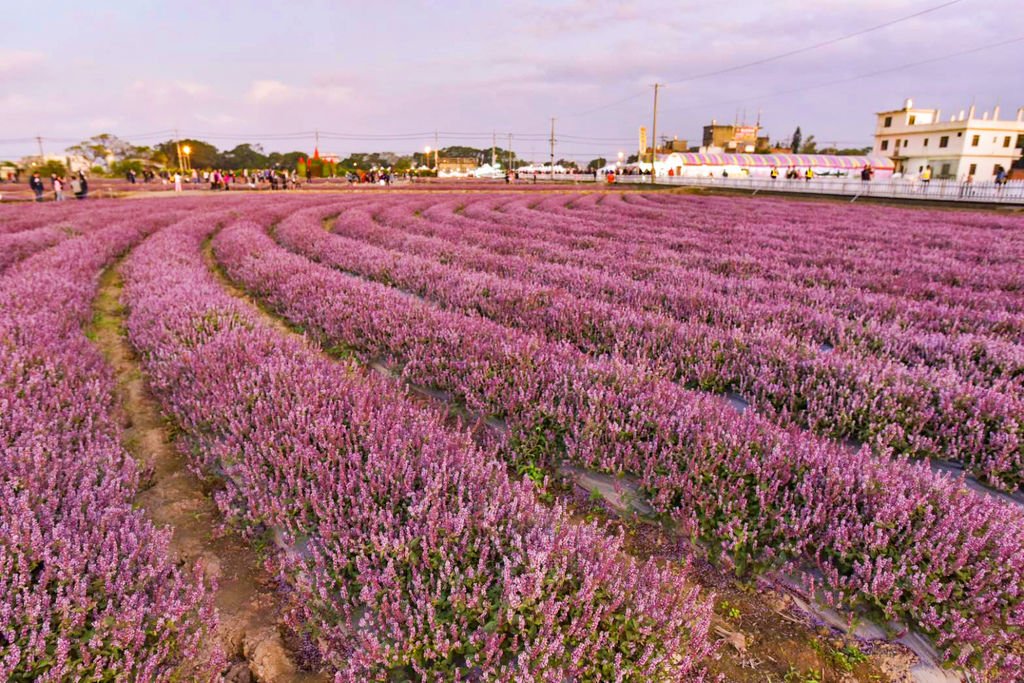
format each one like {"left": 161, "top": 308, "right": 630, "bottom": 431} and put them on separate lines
{"left": 47, "top": 135, "right": 537, "bottom": 176}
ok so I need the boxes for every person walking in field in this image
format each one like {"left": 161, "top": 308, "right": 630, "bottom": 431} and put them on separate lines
{"left": 921, "top": 166, "right": 932, "bottom": 183}
{"left": 53, "top": 176, "right": 64, "bottom": 201}
{"left": 174, "top": 172, "right": 182, "bottom": 193}
{"left": 29, "top": 173, "right": 44, "bottom": 201}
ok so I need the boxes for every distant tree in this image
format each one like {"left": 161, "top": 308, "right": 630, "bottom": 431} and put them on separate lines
{"left": 265, "top": 150, "right": 309, "bottom": 170}
{"left": 586, "top": 157, "right": 608, "bottom": 171}
{"left": 219, "top": 143, "right": 268, "bottom": 170}
{"left": 66, "top": 134, "right": 133, "bottom": 168}
{"left": 790, "top": 127, "right": 802, "bottom": 155}
{"left": 556, "top": 158, "right": 578, "bottom": 169}
{"left": 820, "top": 146, "right": 872, "bottom": 156}
{"left": 156, "top": 139, "right": 220, "bottom": 170}
{"left": 626, "top": 153, "right": 639, "bottom": 164}
{"left": 111, "top": 159, "right": 145, "bottom": 175}
{"left": 439, "top": 145, "right": 486, "bottom": 163}
{"left": 801, "top": 135, "right": 817, "bottom": 154}
{"left": 130, "top": 145, "right": 169, "bottom": 167}
{"left": 340, "top": 152, "right": 406, "bottom": 171}
{"left": 33, "top": 158, "right": 67, "bottom": 177}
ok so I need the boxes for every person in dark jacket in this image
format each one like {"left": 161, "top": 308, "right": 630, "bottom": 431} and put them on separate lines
{"left": 74, "top": 171, "right": 88, "bottom": 199}
{"left": 29, "top": 173, "right": 44, "bottom": 201}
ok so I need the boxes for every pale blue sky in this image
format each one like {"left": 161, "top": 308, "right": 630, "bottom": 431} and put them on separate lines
{"left": 1, "top": 0, "right": 1021, "bottom": 162}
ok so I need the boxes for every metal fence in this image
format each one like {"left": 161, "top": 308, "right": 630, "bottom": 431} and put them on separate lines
{"left": 531, "top": 173, "right": 1024, "bottom": 205}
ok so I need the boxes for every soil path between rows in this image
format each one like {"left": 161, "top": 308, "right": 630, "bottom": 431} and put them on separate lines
{"left": 89, "top": 262, "right": 327, "bottom": 683}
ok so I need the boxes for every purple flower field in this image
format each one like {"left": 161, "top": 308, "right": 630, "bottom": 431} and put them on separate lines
{"left": 1, "top": 191, "right": 1021, "bottom": 680}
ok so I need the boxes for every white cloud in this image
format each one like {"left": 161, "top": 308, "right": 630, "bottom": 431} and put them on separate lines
{"left": 0, "top": 93, "right": 34, "bottom": 110}
{"left": 248, "top": 79, "right": 294, "bottom": 103}
{"left": 177, "top": 81, "right": 212, "bottom": 97}
{"left": 196, "top": 112, "right": 240, "bottom": 125}
{"left": 130, "top": 79, "right": 212, "bottom": 101}
{"left": 87, "top": 116, "right": 121, "bottom": 130}
{"left": 0, "top": 50, "right": 45, "bottom": 81}
{"left": 248, "top": 79, "right": 352, "bottom": 105}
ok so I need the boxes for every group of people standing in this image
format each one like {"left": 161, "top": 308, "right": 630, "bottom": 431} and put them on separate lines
{"left": 124, "top": 168, "right": 161, "bottom": 184}
{"left": 29, "top": 171, "right": 88, "bottom": 202}
{"left": 169, "top": 168, "right": 302, "bottom": 193}
{"left": 764, "top": 165, "right": 875, "bottom": 181}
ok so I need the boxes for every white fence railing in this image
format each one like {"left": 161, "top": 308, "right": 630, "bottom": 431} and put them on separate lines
{"left": 526, "top": 173, "right": 1024, "bottom": 205}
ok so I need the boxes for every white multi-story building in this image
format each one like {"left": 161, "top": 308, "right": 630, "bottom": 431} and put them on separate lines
{"left": 872, "top": 98, "right": 1024, "bottom": 180}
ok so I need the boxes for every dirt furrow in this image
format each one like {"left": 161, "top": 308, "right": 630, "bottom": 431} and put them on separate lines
{"left": 89, "top": 262, "right": 326, "bottom": 683}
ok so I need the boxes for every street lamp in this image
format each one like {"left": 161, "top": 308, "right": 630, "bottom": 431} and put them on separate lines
{"left": 424, "top": 146, "right": 431, "bottom": 170}
{"left": 181, "top": 145, "right": 192, "bottom": 172}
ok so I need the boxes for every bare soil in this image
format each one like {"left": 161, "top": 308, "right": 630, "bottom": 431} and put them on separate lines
{"left": 89, "top": 264, "right": 327, "bottom": 683}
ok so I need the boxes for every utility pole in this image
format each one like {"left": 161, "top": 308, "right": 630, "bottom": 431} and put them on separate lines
{"left": 650, "top": 84, "right": 662, "bottom": 184}
{"left": 492, "top": 130, "right": 496, "bottom": 168}
{"left": 434, "top": 130, "right": 439, "bottom": 169}
{"left": 549, "top": 118, "right": 556, "bottom": 180}
{"left": 36, "top": 135, "right": 44, "bottom": 159}
{"left": 174, "top": 128, "right": 183, "bottom": 171}
{"left": 507, "top": 132, "right": 512, "bottom": 171}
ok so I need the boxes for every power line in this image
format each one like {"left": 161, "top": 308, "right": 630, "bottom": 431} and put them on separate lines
{"left": 664, "top": 0, "right": 965, "bottom": 86}
{"left": 660, "top": 34, "right": 1024, "bottom": 116}
{"left": 569, "top": 0, "right": 965, "bottom": 116}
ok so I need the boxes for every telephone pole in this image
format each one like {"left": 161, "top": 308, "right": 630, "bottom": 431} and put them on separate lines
{"left": 434, "top": 130, "right": 439, "bottom": 169}
{"left": 492, "top": 130, "right": 496, "bottom": 168}
{"left": 549, "top": 118, "right": 556, "bottom": 179}
{"left": 174, "top": 128, "right": 183, "bottom": 171}
{"left": 36, "top": 136, "right": 44, "bottom": 159}
{"left": 507, "top": 132, "right": 513, "bottom": 171}
{"left": 650, "top": 83, "right": 662, "bottom": 184}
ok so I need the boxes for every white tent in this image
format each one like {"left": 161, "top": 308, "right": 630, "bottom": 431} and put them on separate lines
{"left": 473, "top": 163, "right": 505, "bottom": 179}
{"left": 518, "top": 164, "right": 568, "bottom": 174}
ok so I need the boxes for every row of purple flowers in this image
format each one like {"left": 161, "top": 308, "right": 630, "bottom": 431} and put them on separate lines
{"left": 213, "top": 212, "right": 1024, "bottom": 678}
{"left": 275, "top": 200, "right": 1023, "bottom": 490}
{"left": 0, "top": 210, "right": 215, "bottom": 680}
{"left": 121, "top": 211, "right": 715, "bottom": 680}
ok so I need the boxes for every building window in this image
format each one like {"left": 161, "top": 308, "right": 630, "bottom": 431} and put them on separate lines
{"left": 884, "top": 116, "right": 892, "bottom": 127}
{"left": 941, "top": 163, "right": 950, "bottom": 176}
{"left": 923, "top": 138, "right": 929, "bottom": 146}
{"left": 1017, "top": 134, "right": 1024, "bottom": 148}
{"left": 971, "top": 135, "right": 980, "bottom": 146}
{"left": 939, "top": 136, "right": 949, "bottom": 148}
{"left": 957, "top": 132, "right": 962, "bottom": 137}
{"left": 1004, "top": 136, "right": 1012, "bottom": 147}
{"left": 968, "top": 163, "right": 977, "bottom": 176}
{"left": 881, "top": 140, "right": 889, "bottom": 151}
{"left": 909, "top": 115, "right": 916, "bottom": 125}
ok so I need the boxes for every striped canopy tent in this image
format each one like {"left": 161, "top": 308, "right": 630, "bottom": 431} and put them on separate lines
{"left": 676, "top": 153, "right": 893, "bottom": 170}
